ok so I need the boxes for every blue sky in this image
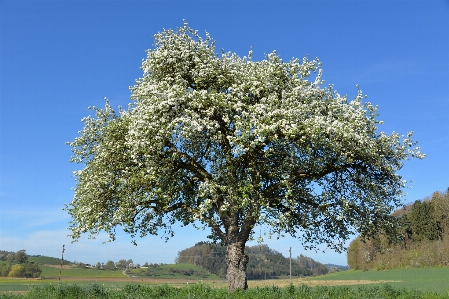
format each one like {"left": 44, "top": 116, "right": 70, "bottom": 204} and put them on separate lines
{"left": 0, "top": 0, "right": 448, "bottom": 267}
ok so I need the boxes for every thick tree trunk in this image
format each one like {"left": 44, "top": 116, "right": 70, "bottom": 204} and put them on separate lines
{"left": 226, "top": 241, "right": 248, "bottom": 292}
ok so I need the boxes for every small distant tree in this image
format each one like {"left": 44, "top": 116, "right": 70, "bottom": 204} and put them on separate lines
{"left": 410, "top": 200, "right": 439, "bottom": 241}
{"left": 126, "top": 259, "right": 133, "bottom": 269}
{"left": 432, "top": 190, "right": 449, "bottom": 238}
{"left": 6, "top": 253, "right": 15, "bottom": 262}
{"left": 105, "top": 260, "right": 115, "bottom": 270}
{"left": 23, "top": 263, "right": 42, "bottom": 278}
{"left": 116, "top": 259, "right": 127, "bottom": 270}
{"left": 8, "top": 265, "right": 25, "bottom": 278}
{"left": 0, "top": 262, "right": 12, "bottom": 277}
{"left": 347, "top": 238, "right": 360, "bottom": 270}
{"left": 66, "top": 23, "right": 425, "bottom": 291}
{"left": 15, "top": 250, "right": 28, "bottom": 264}
{"left": 143, "top": 262, "right": 149, "bottom": 267}
{"left": 95, "top": 262, "right": 102, "bottom": 269}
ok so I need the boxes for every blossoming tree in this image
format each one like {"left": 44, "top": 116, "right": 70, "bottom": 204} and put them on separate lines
{"left": 66, "top": 23, "right": 424, "bottom": 291}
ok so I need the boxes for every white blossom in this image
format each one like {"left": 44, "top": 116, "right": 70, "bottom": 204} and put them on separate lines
{"left": 65, "top": 23, "right": 425, "bottom": 255}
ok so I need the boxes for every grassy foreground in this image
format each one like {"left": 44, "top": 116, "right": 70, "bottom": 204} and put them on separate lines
{"left": 1, "top": 267, "right": 449, "bottom": 297}
{"left": 1, "top": 282, "right": 449, "bottom": 299}
{"left": 313, "top": 267, "right": 449, "bottom": 295}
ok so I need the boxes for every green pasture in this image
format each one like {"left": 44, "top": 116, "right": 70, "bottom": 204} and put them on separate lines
{"left": 0, "top": 278, "right": 172, "bottom": 294}
{"left": 0, "top": 262, "right": 220, "bottom": 293}
{"left": 1, "top": 267, "right": 449, "bottom": 297}
{"left": 128, "top": 263, "right": 220, "bottom": 280}
{"left": 39, "top": 265, "right": 125, "bottom": 278}
{"left": 1, "top": 282, "right": 449, "bottom": 299}
{"left": 28, "top": 256, "right": 71, "bottom": 265}
{"left": 0, "top": 279, "right": 142, "bottom": 294}
{"left": 313, "top": 267, "right": 449, "bottom": 294}
{"left": 0, "top": 278, "right": 51, "bottom": 293}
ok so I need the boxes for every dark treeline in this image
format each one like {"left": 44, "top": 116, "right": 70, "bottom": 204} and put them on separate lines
{"left": 348, "top": 188, "right": 449, "bottom": 270}
{"left": 176, "top": 242, "right": 328, "bottom": 279}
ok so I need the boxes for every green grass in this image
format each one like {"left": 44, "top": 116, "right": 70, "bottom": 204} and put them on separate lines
{"left": 0, "top": 278, "right": 52, "bottom": 293}
{"left": 2, "top": 266, "right": 449, "bottom": 296}
{"left": 0, "top": 282, "right": 448, "bottom": 299}
{"left": 128, "top": 263, "right": 220, "bottom": 280}
{"left": 42, "top": 263, "right": 221, "bottom": 279}
{"left": 0, "top": 263, "right": 220, "bottom": 293}
{"left": 39, "top": 265, "right": 125, "bottom": 278}
{"left": 28, "top": 256, "right": 71, "bottom": 266}
{"left": 313, "top": 267, "right": 449, "bottom": 295}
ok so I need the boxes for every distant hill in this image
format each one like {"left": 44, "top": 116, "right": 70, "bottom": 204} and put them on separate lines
{"left": 176, "top": 242, "right": 329, "bottom": 279}
{"left": 28, "top": 255, "right": 73, "bottom": 265}
{"left": 0, "top": 250, "right": 45, "bottom": 278}
{"left": 0, "top": 250, "right": 72, "bottom": 266}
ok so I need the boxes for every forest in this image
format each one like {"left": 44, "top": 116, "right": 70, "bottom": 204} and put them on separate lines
{"left": 176, "top": 242, "right": 329, "bottom": 279}
{"left": 347, "top": 188, "right": 449, "bottom": 270}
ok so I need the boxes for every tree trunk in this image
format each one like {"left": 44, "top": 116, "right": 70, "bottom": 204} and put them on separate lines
{"left": 226, "top": 241, "right": 248, "bottom": 292}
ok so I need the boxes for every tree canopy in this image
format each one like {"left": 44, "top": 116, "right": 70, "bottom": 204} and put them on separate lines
{"left": 66, "top": 22, "right": 424, "bottom": 291}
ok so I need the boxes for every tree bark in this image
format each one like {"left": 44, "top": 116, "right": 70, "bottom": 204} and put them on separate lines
{"left": 226, "top": 241, "right": 248, "bottom": 292}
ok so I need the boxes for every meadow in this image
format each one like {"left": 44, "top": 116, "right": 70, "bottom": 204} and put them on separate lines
{"left": 127, "top": 263, "right": 220, "bottom": 280}
{"left": 313, "top": 267, "right": 449, "bottom": 295}
{"left": 0, "top": 281, "right": 448, "bottom": 299}
{"left": 1, "top": 267, "right": 449, "bottom": 298}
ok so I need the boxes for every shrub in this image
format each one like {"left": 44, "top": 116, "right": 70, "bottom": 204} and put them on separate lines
{"left": 7, "top": 264, "right": 25, "bottom": 277}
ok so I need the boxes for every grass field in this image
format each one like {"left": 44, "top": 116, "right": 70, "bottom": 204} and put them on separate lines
{"left": 28, "top": 256, "right": 72, "bottom": 265}
{"left": 1, "top": 266, "right": 449, "bottom": 297}
{"left": 0, "top": 281, "right": 448, "bottom": 299}
{"left": 0, "top": 262, "right": 223, "bottom": 294}
{"left": 312, "top": 267, "right": 449, "bottom": 295}
{"left": 39, "top": 264, "right": 126, "bottom": 278}
{"left": 128, "top": 263, "right": 221, "bottom": 280}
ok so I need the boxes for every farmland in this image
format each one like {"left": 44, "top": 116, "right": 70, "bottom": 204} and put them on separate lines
{"left": 0, "top": 280, "right": 448, "bottom": 298}
{"left": 1, "top": 266, "right": 449, "bottom": 298}
{"left": 313, "top": 267, "right": 449, "bottom": 295}
{"left": 2, "top": 255, "right": 449, "bottom": 296}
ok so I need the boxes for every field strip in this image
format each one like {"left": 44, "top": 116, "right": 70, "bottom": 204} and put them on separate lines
{"left": 302, "top": 280, "right": 401, "bottom": 286}
{"left": 43, "top": 264, "right": 77, "bottom": 269}
{"left": 0, "top": 276, "right": 402, "bottom": 292}
{"left": 0, "top": 277, "right": 400, "bottom": 286}
{"left": 44, "top": 277, "right": 224, "bottom": 284}
{"left": 247, "top": 278, "right": 401, "bottom": 288}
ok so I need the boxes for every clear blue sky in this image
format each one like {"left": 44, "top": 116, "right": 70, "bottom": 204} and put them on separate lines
{"left": 1, "top": 0, "right": 448, "bottom": 267}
